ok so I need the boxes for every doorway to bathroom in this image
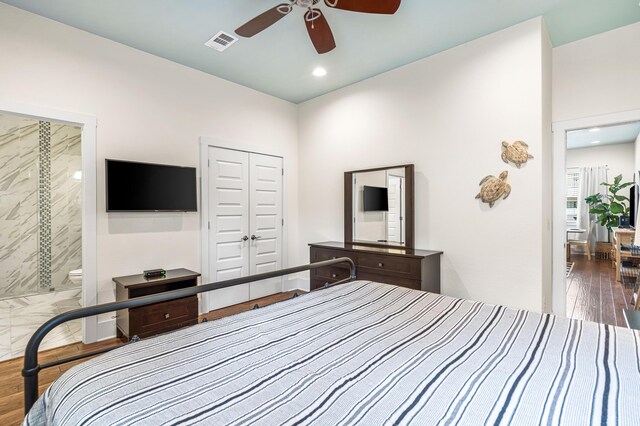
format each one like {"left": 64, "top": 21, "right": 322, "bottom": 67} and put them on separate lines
{"left": 0, "top": 104, "right": 97, "bottom": 361}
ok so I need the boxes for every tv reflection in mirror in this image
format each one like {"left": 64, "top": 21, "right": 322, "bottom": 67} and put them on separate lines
{"left": 363, "top": 186, "right": 389, "bottom": 211}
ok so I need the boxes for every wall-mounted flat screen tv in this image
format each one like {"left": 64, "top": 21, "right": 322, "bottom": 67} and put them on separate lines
{"left": 106, "top": 159, "right": 197, "bottom": 212}
{"left": 363, "top": 186, "right": 389, "bottom": 212}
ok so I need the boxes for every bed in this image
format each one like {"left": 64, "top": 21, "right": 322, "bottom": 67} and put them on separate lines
{"left": 23, "top": 279, "right": 640, "bottom": 425}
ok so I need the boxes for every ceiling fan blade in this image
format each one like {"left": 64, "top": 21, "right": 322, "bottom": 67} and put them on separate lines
{"left": 235, "top": 3, "right": 292, "bottom": 37}
{"left": 323, "top": 0, "right": 401, "bottom": 14}
{"left": 305, "top": 9, "right": 336, "bottom": 54}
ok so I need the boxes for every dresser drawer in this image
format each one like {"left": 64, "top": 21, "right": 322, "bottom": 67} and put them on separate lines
{"left": 311, "top": 247, "right": 354, "bottom": 268}
{"left": 130, "top": 296, "right": 198, "bottom": 336}
{"left": 310, "top": 278, "right": 344, "bottom": 291}
{"left": 314, "top": 265, "right": 351, "bottom": 281}
{"left": 357, "top": 270, "right": 421, "bottom": 291}
{"left": 308, "top": 243, "right": 441, "bottom": 296}
{"left": 357, "top": 253, "right": 421, "bottom": 278}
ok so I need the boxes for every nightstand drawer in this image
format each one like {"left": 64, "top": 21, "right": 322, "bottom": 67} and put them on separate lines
{"left": 357, "top": 253, "right": 421, "bottom": 278}
{"left": 131, "top": 296, "right": 198, "bottom": 335}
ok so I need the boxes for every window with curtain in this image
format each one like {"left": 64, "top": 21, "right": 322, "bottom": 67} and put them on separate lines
{"left": 566, "top": 168, "right": 580, "bottom": 228}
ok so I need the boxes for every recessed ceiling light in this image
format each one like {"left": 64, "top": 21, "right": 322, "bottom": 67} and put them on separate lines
{"left": 591, "top": 140, "right": 601, "bottom": 144}
{"left": 588, "top": 127, "right": 600, "bottom": 132}
{"left": 312, "top": 67, "right": 327, "bottom": 77}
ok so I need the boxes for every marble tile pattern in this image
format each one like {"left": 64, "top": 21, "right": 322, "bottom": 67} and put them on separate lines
{"left": 0, "top": 114, "right": 82, "bottom": 297}
{"left": 0, "top": 114, "right": 39, "bottom": 297}
{"left": 0, "top": 288, "right": 82, "bottom": 361}
{"left": 49, "top": 122, "right": 82, "bottom": 291}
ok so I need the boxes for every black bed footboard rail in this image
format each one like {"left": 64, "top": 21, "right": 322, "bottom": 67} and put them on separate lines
{"left": 22, "top": 258, "right": 356, "bottom": 414}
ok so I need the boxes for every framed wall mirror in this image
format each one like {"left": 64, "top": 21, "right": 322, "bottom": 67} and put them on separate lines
{"left": 344, "top": 164, "right": 415, "bottom": 249}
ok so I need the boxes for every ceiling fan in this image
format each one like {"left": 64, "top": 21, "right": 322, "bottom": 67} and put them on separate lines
{"left": 235, "top": 0, "right": 401, "bottom": 54}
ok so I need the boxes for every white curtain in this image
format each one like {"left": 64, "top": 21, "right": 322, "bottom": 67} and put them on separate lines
{"left": 576, "top": 166, "right": 609, "bottom": 249}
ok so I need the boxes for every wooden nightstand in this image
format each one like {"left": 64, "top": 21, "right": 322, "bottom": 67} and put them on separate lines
{"left": 113, "top": 268, "right": 200, "bottom": 341}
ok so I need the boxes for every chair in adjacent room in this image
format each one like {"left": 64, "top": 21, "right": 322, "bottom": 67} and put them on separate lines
{"left": 567, "top": 221, "right": 594, "bottom": 261}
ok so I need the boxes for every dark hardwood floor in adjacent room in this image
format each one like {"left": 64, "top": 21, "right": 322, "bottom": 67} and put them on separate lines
{"left": 0, "top": 290, "right": 301, "bottom": 426}
{"left": 566, "top": 254, "right": 632, "bottom": 327}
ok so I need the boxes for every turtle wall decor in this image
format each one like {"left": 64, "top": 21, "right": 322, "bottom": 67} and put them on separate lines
{"left": 475, "top": 171, "right": 511, "bottom": 208}
{"left": 502, "top": 140, "right": 533, "bottom": 168}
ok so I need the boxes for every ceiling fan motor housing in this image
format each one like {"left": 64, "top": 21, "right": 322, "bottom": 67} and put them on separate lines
{"left": 294, "top": 0, "right": 320, "bottom": 8}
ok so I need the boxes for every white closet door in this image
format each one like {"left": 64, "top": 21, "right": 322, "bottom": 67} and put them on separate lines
{"left": 387, "top": 174, "right": 403, "bottom": 243}
{"left": 207, "top": 147, "right": 250, "bottom": 310}
{"left": 249, "top": 153, "right": 283, "bottom": 299}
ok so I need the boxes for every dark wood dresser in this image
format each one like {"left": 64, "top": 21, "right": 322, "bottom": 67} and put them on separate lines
{"left": 114, "top": 268, "right": 200, "bottom": 340}
{"left": 309, "top": 242, "right": 442, "bottom": 293}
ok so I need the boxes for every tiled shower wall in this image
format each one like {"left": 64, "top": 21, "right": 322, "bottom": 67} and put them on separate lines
{"left": 0, "top": 113, "right": 82, "bottom": 298}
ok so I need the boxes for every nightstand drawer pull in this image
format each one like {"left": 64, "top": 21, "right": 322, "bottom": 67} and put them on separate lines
{"left": 378, "top": 263, "right": 384, "bottom": 268}
{"left": 332, "top": 273, "right": 337, "bottom": 278}
{"left": 164, "top": 313, "right": 170, "bottom": 319}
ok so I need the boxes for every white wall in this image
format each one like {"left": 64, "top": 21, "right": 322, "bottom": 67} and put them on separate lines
{"left": 540, "top": 22, "right": 553, "bottom": 313}
{"left": 553, "top": 22, "right": 640, "bottom": 123}
{"left": 298, "top": 18, "right": 552, "bottom": 312}
{"left": 567, "top": 143, "right": 636, "bottom": 183}
{"left": 0, "top": 4, "right": 299, "bottom": 338}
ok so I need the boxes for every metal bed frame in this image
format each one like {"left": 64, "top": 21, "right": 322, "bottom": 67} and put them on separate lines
{"left": 22, "top": 257, "right": 356, "bottom": 415}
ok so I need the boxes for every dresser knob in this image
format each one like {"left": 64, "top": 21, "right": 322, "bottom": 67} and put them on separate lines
{"left": 332, "top": 273, "right": 337, "bottom": 278}
{"left": 378, "top": 263, "right": 384, "bottom": 268}
{"left": 164, "top": 313, "right": 170, "bottom": 319}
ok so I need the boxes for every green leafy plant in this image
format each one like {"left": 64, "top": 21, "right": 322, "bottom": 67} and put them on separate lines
{"left": 585, "top": 174, "right": 634, "bottom": 231}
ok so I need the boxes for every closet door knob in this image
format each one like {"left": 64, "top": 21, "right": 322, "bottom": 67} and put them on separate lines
{"left": 240, "top": 235, "right": 249, "bottom": 241}
{"left": 251, "top": 235, "right": 262, "bottom": 241}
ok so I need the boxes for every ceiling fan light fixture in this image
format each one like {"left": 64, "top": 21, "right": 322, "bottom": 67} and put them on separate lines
{"left": 312, "top": 67, "right": 327, "bottom": 77}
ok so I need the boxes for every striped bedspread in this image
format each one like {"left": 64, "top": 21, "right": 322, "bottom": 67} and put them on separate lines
{"left": 24, "top": 281, "right": 640, "bottom": 425}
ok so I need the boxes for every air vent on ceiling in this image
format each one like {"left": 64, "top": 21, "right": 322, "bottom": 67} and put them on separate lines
{"left": 205, "top": 31, "right": 238, "bottom": 52}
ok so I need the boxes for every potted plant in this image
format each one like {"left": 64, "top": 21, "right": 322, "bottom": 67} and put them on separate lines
{"left": 585, "top": 175, "right": 635, "bottom": 237}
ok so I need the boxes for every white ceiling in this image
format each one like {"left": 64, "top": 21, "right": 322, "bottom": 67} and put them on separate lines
{"left": 2, "top": 0, "right": 640, "bottom": 103}
{"left": 567, "top": 122, "right": 640, "bottom": 150}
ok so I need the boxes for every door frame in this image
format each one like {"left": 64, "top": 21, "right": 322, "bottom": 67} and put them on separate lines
{"left": 0, "top": 100, "right": 98, "bottom": 343}
{"left": 199, "top": 137, "right": 288, "bottom": 314}
{"left": 386, "top": 171, "right": 405, "bottom": 244}
{"left": 552, "top": 108, "right": 640, "bottom": 316}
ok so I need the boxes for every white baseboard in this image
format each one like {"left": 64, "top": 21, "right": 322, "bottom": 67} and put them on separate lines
{"left": 96, "top": 318, "right": 117, "bottom": 342}
{"left": 285, "top": 277, "right": 310, "bottom": 292}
